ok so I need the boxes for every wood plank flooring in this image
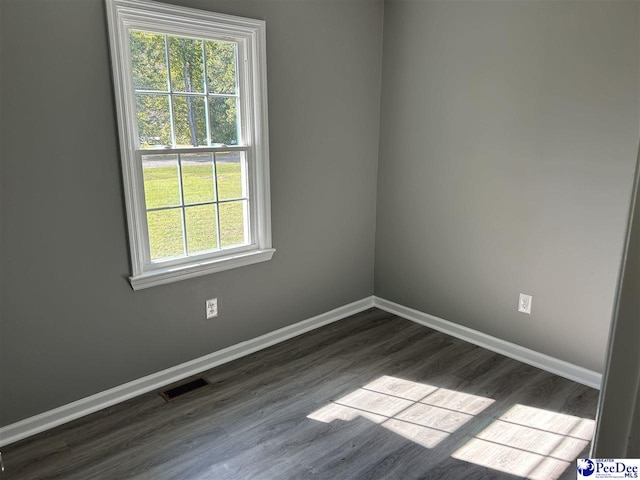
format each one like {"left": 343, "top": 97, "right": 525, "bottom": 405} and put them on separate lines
{"left": 0, "top": 309, "right": 599, "bottom": 479}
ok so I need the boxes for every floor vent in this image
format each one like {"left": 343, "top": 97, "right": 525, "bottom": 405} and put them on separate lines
{"left": 160, "top": 378, "right": 209, "bottom": 402}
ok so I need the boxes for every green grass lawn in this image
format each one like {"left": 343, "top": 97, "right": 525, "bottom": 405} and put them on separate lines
{"left": 142, "top": 161, "right": 246, "bottom": 260}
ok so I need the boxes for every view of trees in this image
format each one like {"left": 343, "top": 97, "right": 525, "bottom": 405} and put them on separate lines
{"left": 129, "top": 30, "right": 239, "bottom": 147}
{"left": 129, "top": 31, "right": 246, "bottom": 260}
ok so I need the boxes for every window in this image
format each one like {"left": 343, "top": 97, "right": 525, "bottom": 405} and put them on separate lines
{"left": 106, "top": 0, "right": 274, "bottom": 290}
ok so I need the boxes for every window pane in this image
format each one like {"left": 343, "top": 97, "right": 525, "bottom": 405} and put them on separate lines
{"left": 205, "top": 40, "right": 237, "bottom": 94}
{"left": 219, "top": 200, "right": 247, "bottom": 248}
{"left": 209, "top": 97, "right": 238, "bottom": 145}
{"left": 181, "top": 153, "right": 215, "bottom": 204}
{"left": 141, "top": 154, "right": 180, "bottom": 208}
{"left": 185, "top": 204, "right": 218, "bottom": 254}
{"left": 169, "top": 36, "right": 205, "bottom": 93}
{"left": 216, "top": 151, "right": 244, "bottom": 200}
{"left": 130, "top": 31, "right": 168, "bottom": 91}
{"left": 173, "top": 95, "right": 207, "bottom": 147}
{"left": 136, "top": 94, "right": 171, "bottom": 147}
{"left": 147, "top": 209, "right": 184, "bottom": 260}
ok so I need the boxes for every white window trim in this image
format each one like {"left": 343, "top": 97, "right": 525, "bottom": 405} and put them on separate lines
{"left": 106, "top": 0, "right": 274, "bottom": 290}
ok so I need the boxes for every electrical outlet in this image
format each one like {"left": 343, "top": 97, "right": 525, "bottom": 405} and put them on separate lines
{"left": 206, "top": 298, "right": 218, "bottom": 319}
{"left": 518, "top": 293, "right": 532, "bottom": 314}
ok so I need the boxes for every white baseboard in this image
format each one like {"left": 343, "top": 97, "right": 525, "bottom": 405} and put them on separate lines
{"left": 0, "top": 297, "right": 375, "bottom": 447}
{"left": 1, "top": 295, "right": 601, "bottom": 447}
{"left": 373, "top": 296, "right": 602, "bottom": 390}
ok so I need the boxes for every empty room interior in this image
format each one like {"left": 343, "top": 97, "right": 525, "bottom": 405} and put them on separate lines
{"left": 0, "top": 0, "right": 639, "bottom": 478}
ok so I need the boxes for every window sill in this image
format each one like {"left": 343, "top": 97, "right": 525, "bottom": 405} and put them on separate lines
{"left": 129, "top": 248, "right": 276, "bottom": 291}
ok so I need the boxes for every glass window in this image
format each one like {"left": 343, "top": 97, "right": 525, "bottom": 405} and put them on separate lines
{"left": 107, "top": 0, "right": 274, "bottom": 289}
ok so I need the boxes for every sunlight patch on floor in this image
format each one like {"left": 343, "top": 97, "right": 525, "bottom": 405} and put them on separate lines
{"left": 307, "top": 375, "right": 495, "bottom": 448}
{"left": 452, "top": 404, "right": 595, "bottom": 480}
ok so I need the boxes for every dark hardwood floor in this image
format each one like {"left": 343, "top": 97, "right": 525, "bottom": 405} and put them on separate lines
{"left": 1, "top": 308, "right": 599, "bottom": 479}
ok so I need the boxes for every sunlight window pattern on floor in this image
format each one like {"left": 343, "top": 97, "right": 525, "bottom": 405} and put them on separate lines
{"left": 308, "top": 375, "right": 495, "bottom": 449}
{"left": 452, "top": 404, "right": 595, "bottom": 480}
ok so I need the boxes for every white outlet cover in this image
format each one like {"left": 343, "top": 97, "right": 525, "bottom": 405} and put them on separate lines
{"left": 206, "top": 298, "right": 218, "bottom": 319}
{"left": 518, "top": 293, "right": 532, "bottom": 314}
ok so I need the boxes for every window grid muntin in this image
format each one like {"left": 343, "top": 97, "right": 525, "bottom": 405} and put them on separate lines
{"left": 146, "top": 197, "right": 248, "bottom": 213}
{"left": 140, "top": 150, "right": 250, "bottom": 262}
{"left": 108, "top": 0, "right": 273, "bottom": 287}
{"left": 131, "top": 30, "right": 247, "bottom": 262}
{"left": 202, "top": 40, "right": 213, "bottom": 149}
{"left": 163, "top": 35, "right": 178, "bottom": 147}
{"left": 212, "top": 152, "right": 223, "bottom": 249}
{"left": 130, "top": 29, "right": 240, "bottom": 149}
{"left": 174, "top": 148, "right": 188, "bottom": 257}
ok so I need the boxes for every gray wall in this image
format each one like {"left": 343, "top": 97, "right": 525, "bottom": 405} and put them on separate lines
{"left": 593, "top": 148, "right": 640, "bottom": 457}
{"left": 0, "top": 0, "right": 383, "bottom": 426}
{"left": 375, "top": 0, "right": 639, "bottom": 372}
{"left": 2, "top": 0, "right": 638, "bottom": 430}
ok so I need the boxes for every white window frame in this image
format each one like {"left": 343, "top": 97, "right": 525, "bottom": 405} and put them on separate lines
{"left": 106, "top": 0, "right": 274, "bottom": 290}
